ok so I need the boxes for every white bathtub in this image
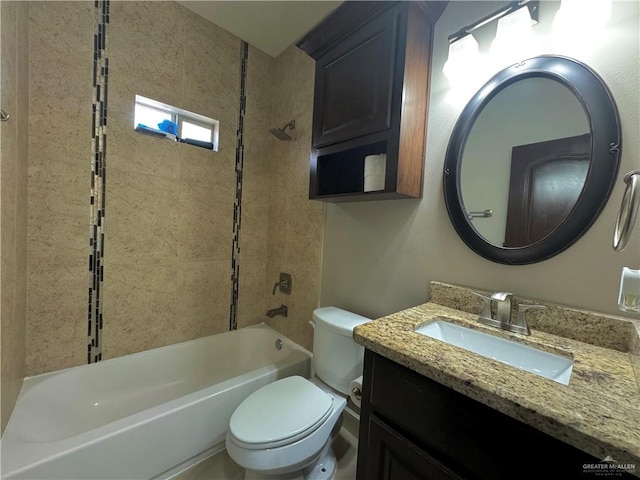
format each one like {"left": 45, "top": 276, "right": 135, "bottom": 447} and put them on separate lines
{"left": 1, "top": 324, "right": 311, "bottom": 479}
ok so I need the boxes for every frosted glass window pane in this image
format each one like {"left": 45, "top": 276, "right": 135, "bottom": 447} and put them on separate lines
{"left": 181, "top": 121, "right": 212, "bottom": 142}
{"left": 134, "top": 104, "right": 172, "bottom": 129}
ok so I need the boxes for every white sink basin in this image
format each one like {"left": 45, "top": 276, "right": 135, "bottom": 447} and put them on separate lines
{"left": 415, "top": 320, "right": 573, "bottom": 385}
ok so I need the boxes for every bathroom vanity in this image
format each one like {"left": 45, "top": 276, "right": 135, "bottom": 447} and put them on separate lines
{"left": 354, "top": 283, "right": 640, "bottom": 479}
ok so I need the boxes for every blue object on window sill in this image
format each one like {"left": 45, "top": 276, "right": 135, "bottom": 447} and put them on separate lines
{"left": 158, "top": 119, "right": 178, "bottom": 135}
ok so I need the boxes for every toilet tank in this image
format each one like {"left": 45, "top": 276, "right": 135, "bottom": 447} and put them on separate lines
{"left": 311, "top": 307, "right": 371, "bottom": 395}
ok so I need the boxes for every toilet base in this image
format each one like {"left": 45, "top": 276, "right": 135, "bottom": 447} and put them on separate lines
{"left": 243, "top": 446, "right": 336, "bottom": 480}
{"left": 242, "top": 418, "right": 342, "bottom": 480}
{"left": 301, "top": 438, "right": 337, "bottom": 480}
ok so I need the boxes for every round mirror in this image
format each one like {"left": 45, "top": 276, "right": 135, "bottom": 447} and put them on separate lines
{"left": 443, "top": 56, "right": 621, "bottom": 265}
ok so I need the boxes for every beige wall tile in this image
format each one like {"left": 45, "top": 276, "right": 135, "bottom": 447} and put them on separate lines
{"left": 181, "top": 5, "right": 241, "bottom": 120}
{"left": 108, "top": 1, "right": 184, "bottom": 108}
{"left": 176, "top": 261, "right": 231, "bottom": 337}
{"left": 7, "top": 0, "right": 30, "bottom": 432}
{"left": 179, "top": 139, "right": 236, "bottom": 189}
{"left": 237, "top": 261, "right": 269, "bottom": 329}
{"left": 28, "top": 2, "right": 93, "bottom": 115}
{"left": 25, "top": 242, "right": 87, "bottom": 375}
{"left": 26, "top": 0, "right": 93, "bottom": 376}
{"left": 0, "top": 0, "right": 28, "bottom": 434}
{"left": 261, "top": 45, "right": 321, "bottom": 349}
{"left": 28, "top": 161, "right": 88, "bottom": 223}
{"left": 103, "top": 261, "right": 180, "bottom": 358}
{"left": 236, "top": 46, "right": 275, "bottom": 327}
{"left": 178, "top": 178, "right": 234, "bottom": 263}
{"left": 107, "top": 168, "right": 180, "bottom": 265}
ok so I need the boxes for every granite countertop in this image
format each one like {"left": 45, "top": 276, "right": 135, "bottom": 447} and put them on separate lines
{"left": 353, "top": 301, "right": 640, "bottom": 471}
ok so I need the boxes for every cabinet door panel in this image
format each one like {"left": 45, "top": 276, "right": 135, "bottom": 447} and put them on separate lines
{"left": 312, "top": 7, "right": 400, "bottom": 148}
{"left": 366, "top": 415, "right": 465, "bottom": 480}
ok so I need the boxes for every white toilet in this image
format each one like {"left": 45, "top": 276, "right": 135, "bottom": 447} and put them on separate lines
{"left": 225, "top": 307, "right": 370, "bottom": 480}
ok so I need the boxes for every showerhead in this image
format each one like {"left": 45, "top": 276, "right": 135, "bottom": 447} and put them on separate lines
{"left": 269, "top": 128, "right": 291, "bottom": 141}
{"left": 269, "top": 119, "right": 295, "bottom": 141}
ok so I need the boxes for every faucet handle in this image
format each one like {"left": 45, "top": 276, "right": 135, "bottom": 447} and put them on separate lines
{"left": 514, "top": 304, "right": 547, "bottom": 330}
{"left": 471, "top": 291, "right": 493, "bottom": 319}
{"left": 491, "top": 291, "right": 513, "bottom": 302}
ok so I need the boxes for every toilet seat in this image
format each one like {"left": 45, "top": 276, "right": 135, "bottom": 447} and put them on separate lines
{"left": 228, "top": 376, "right": 334, "bottom": 450}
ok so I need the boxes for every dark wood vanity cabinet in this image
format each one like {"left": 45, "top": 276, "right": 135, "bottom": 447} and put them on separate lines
{"left": 357, "top": 350, "right": 633, "bottom": 480}
{"left": 297, "top": 2, "right": 445, "bottom": 202}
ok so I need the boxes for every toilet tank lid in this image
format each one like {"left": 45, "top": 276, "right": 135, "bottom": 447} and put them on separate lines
{"left": 312, "top": 307, "right": 371, "bottom": 336}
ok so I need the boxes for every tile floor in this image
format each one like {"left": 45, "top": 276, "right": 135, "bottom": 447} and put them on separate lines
{"left": 177, "top": 421, "right": 359, "bottom": 480}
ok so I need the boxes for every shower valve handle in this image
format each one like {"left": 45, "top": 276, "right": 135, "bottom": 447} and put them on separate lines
{"left": 272, "top": 273, "right": 292, "bottom": 295}
{"left": 272, "top": 281, "right": 285, "bottom": 295}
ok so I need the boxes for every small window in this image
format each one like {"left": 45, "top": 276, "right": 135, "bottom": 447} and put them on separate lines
{"left": 180, "top": 120, "right": 213, "bottom": 143}
{"left": 134, "top": 95, "right": 219, "bottom": 151}
{"left": 134, "top": 104, "right": 173, "bottom": 131}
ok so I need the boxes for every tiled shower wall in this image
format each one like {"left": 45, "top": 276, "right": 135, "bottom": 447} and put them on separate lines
{"left": 1, "top": 1, "right": 29, "bottom": 433}
{"left": 262, "top": 47, "right": 322, "bottom": 351}
{"left": 26, "top": 2, "right": 94, "bottom": 375}
{"left": 103, "top": 2, "right": 243, "bottom": 359}
{"left": 24, "top": 1, "right": 322, "bottom": 376}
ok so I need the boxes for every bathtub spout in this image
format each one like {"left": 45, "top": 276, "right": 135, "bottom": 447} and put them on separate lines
{"left": 266, "top": 305, "right": 288, "bottom": 318}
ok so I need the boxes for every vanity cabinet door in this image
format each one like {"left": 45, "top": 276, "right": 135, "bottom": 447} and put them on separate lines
{"left": 365, "top": 415, "right": 465, "bottom": 480}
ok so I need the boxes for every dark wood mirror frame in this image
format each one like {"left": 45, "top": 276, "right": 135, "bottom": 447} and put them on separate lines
{"left": 443, "top": 55, "right": 621, "bottom": 265}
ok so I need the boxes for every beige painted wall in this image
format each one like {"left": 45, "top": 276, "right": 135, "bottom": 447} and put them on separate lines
{"left": 23, "top": 1, "right": 321, "bottom": 376}
{"left": 1, "top": 1, "right": 29, "bottom": 434}
{"left": 321, "top": 1, "right": 640, "bottom": 320}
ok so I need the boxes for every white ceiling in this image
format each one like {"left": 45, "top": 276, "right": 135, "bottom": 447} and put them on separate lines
{"left": 178, "top": 1, "right": 343, "bottom": 57}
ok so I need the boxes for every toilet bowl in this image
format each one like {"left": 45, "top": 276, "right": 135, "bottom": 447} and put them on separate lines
{"left": 225, "top": 307, "right": 370, "bottom": 480}
{"left": 226, "top": 376, "right": 346, "bottom": 479}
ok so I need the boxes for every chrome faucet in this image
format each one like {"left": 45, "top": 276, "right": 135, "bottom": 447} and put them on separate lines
{"left": 266, "top": 304, "right": 288, "bottom": 318}
{"left": 473, "top": 291, "right": 546, "bottom": 336}
{"left": 491, "top": 292, "right": 513, "bottom": 324}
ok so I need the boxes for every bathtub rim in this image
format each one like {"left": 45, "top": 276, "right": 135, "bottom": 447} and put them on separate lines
{"left": 19, "top": 322, "right": 310, "bottom": 386}
{"left": 1, "top": 323, "right": 312, "bottom": 478}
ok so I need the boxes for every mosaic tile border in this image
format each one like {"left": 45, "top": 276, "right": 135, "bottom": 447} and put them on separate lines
{"left": 87, "top": 0, "right": 109, "bottom": 363}
{"left": 229, "top": 41, "right": 249, "bottom": 331}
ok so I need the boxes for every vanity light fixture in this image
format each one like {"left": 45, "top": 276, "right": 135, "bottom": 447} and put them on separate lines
{"left": 553, "top": 0, "right": 612, "bottom": 32}
{"left": 444, "top": 1, "right": 539, "bottom": 83}
{"left": 442, "top": 34, "right": 481, "bottom": 84}
{"left": 490, "top": 4, "right": 538, "bottom": 62}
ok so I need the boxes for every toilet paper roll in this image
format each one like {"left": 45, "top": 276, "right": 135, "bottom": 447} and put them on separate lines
{"left": 364, "top": 174, "right": 385, "bottom": 192}
{"left": 349, "top": 375, "right": 363, "bottom": 408}
{"left": 618, "top": 266, "right": 640, "bottom": 313}
{"left": 364, "top": 154, "right": 386, "bottom": 176}
{"left": 364, "top": 154, "right": 386, "bottom": 192}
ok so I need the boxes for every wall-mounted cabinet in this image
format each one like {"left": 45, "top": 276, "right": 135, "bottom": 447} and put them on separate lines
{"left": 298, "top": 1, "right": 446, "bottom": 202}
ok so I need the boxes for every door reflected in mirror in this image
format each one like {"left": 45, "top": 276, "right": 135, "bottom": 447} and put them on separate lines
{"left": 460, "top": 77, "right": 591, "bottom": 247}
